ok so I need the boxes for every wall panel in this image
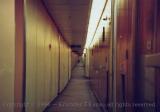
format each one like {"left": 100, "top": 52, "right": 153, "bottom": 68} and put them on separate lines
{"left": 0, "top": 1, "right": 15, "bottom": 112}
{"left": 25, "top": 0, "right": 71, "bottom": 111}
{"left": 50, "top": 31, "right": 59, "bottom": 98}
{"left": 68, "top": 49, "right": 72, "bottom": 79}
{"left": 25, "top": 4, "right": 37, "bottom": 111}
{"left": 59, "top": 39, "right": 70, "bottom": 92}
{"left": 135, "top": 0, "right": 158, "bottom": 111}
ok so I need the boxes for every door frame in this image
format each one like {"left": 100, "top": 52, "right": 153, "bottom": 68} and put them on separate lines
{"left": 15, "top": 0, "right": 26, "bottom": 112}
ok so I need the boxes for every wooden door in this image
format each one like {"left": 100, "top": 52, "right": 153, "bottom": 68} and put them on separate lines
{"left": 135, "top": 0, "right": 159, "bottom": 111}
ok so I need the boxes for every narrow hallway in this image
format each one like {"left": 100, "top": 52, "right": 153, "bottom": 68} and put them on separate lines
{"left": 45, "top": 61, "right": 102, "bottom": 112}
{"left": 1, "top": 0, "right": 160, "bottom": 112}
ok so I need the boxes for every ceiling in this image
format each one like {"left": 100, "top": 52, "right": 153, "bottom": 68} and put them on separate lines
{"left": 43, "top": 0, "right": 92, "bottom": 55}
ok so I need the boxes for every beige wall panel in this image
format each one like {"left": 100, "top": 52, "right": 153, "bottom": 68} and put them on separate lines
{"left": 50, "top": 32, "right": 59, "bottom": 99}
{"left": 64, "top": 45, "right": 69, "bottom": 85}
{"left": 25, "top": 2, "right": 37, "bottom": 111}
{"left": 66, "top": 48, "right": 69, "bottom": 80}
{"left": 68, "top": 49, "right": 72, "bottom": 79}
{"left": 25, "top": 1, "right": 43, "bottom": 112}
{"left": 44, "top": 25, "right": 52, "bottom": 104}
{"left": 59, "top": 40, "right": 63, "bottom": 92}
{"left": 0, "top": 1, "right": 15, "bottom": 112}
{"left": 59, "top": 40, "right": 70, "bottom": 92}
{"left": 35, "top": 18, "right": 46, "bottom": 112}
{"left": 66, "top": 47, "right": 70, "bottom": 82}
{"left": 63, "top": 46, "right": 67, "bottom": 87}
{"left": 59, "top": 41, "right": 66, "bottom": 92}
{"left": 25, "top": 0, "right": 72, "bottom": 111}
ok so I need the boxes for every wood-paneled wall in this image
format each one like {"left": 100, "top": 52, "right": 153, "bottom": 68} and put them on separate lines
{"left": 85, "top": 0, "right": 159, "bottom": 112}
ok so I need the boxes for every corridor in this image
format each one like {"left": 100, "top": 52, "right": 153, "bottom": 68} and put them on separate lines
{"left": 0, "top": 0, "right": 160, "bottom": 112}
{"left": 45, "top": 62, "right": 102, "bottom": 112}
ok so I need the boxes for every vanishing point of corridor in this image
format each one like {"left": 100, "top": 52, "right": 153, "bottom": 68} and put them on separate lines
{"left": 45, "top": 61, "right": 102, "bottom": 112}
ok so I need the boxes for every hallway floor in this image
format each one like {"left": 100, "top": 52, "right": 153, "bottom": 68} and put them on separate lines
{"left": 45, "top": 62, "right": 102, "bottom": 112}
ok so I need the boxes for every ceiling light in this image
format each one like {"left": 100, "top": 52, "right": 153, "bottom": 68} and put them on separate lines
{"left": 84, "top": 0, "right": 106, "bottom": 49}
{"left": 84, "top": 0, "right": 111, "bottom": 49}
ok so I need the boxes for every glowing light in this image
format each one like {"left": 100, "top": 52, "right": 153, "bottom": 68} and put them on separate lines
{"left": 83, "top": 48, "right": 86, "bottom": 54}
{"left": 84, "top": 0, "right": 106, "bottom": 49}
{"left": 84, "top": 0, "right": 111, "bottom": 49}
